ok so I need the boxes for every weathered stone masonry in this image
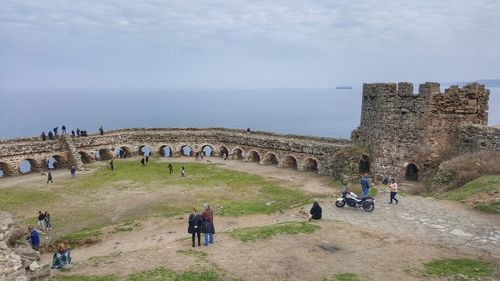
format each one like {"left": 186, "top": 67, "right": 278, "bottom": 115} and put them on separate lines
{"left": 352, "top": 82, "right": 498, "bottom": 181}
{"left": 0, "top": 128, "right": 358, "bottom": 179}
{"left": 0, "top": 82, "right": 498, "bottom": 181}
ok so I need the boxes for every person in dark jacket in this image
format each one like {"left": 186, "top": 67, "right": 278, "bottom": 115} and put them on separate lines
{"left": 309, "top": 201, "right": 322, "bottom": 221}
{"left": 188, "top": 208, "right": 203, "bottom": 247}
{"left": 47, "top": 172, "right": 53, "bottom": 184}
{"left": 201, "top": 203, "right": 215, "bottom": 246}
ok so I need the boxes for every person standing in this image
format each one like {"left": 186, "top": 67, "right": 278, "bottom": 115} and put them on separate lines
{"left": 202, "top": 203, "right": 215, "bottom": 246}
{"left": 70, "top": 166, "right": 76, "bottom": 178}
{"left": 37, "top": 211, "right": 46, "bottom": 230}
{"left": 41, "top": 132, "right": 46, "bottom": 141}
{"left": 188, "top": 208, "right": 203, "bottom": 247}
{"left": 62, "top": 125, "right": 66, "bottom": 135}
{"left": 26, "top": 226, "right": 41, "bottom": 251}
{"left": 110, "top": 159, "right": 114, "bottom": 171}
{"left": 388, "top": 179, "right": 399, "bottom": 204}
{"left": 180, "top": 166, "right": 185, "bottom": 177}
{"left": 44, "top": 211, "right": 52, "bottom": 230}
{"left": 168, "top": 163, "right": 173, "bottom": 174}
{"left": 47, "top": 172, "right": 53, "bottom": 184}
{"left": 359, "top": 174, "right": 371, "bottom": 198}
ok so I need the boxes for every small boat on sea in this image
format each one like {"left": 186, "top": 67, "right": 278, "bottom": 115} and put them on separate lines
{"left": 336, "top": 86, "right": 353, "bottom": 89}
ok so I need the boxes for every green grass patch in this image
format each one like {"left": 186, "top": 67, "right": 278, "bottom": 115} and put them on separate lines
{"left": 230, "top": 221, "right": 320, "bottom": 242}
{"left": 335, "top": 273, "right": 361, "bottom": 281}
{"left": 57, "top": 227, "right": 102, "bottom": 245}
{"left": 53, "top": 276, "right": 119, "bottom": 281}
{"left": 474, "top": 202, "right": 500, "bottom": 214}
{"left": 177, "top": 249, "right": 207, "bottom": 258}
{"left": 113, "top": 221, "right": 141, "bottom": 233}
{"left": 423, "top": 259, "right": 493, "bottom": 278}
{"left": 436, "top": 175, "right": 500, "bottom": 201}
{"left": 0, "top": 188, "right": 58, "bottom": 209}
{"left": 53, "top": 267, "right": 220, "bottom": 281}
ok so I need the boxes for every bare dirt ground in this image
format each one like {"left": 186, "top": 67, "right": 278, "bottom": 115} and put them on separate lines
{"left": 2, "top": 157, "right": 500, "bottom": 280}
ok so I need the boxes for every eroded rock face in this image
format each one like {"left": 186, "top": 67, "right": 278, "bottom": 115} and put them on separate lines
{"left": 0, "top": 212, "right": 50, "bottom": 281}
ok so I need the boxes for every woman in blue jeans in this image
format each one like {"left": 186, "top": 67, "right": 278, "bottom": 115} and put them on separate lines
{"left": 201, "top": 203, "right": 215, "bottom": 246}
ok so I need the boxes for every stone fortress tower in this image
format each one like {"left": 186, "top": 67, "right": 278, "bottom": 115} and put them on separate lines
{"left": 351, "top": 82, "right": 496, "bottom": 181}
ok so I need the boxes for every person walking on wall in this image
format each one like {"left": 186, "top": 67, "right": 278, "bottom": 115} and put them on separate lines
{"left": 168, "top": 163, "right": 173, "bottom": 174}
{"left": 41, "top": 132, "right": 46, "bottom": 141}
{"left": 62, "top": 125, "right": 66, "bottom": 135}
{"left": 188, "top": 208, "right": 203, "bottom": 247}
{"left": 388, "top": 179, "right": 399, "bottom": 204}
{"left": 47, "top": 172, "right": 53, "bottom": 184}
{"left": 202, "top": 203, "right": 215, "bottom": 246}
{"left": 110, "top": 159, "right": 114, "bottom": 171}
{"left": 359, "top": 173, "right": 371, "bottom": 198}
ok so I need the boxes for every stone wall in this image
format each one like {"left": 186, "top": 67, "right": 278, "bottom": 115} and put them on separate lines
{"left": 352, "top": 82, "right": 491, "bottom": 180}
{"left": 0, "top": 128, "right": 360, "bottom": 179}
{"left": 456, "top": 124, "right": 500, "bottom": 153}
{"left": 0, "top": 212, "right": 50, "bottom": 281}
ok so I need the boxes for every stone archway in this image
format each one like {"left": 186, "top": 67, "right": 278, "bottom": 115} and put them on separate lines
{"left": 219, "top": 146, "right": 229, "bottom": 158}
{"left": 303, "top": 158, "right": 318, "bottom": 172}
{"left": 46, "top": 155, "right": 68, "bottom": 170}
{"left": 231, "top": 147, "right": 244, "bottom": 160}
{"left": 406, "top": 163, "right": 419, "bottom": 181}
{"left": 118, "top": 146, "right": 133, "bottom": 158}
{"left": 247, "top": 150, "right": 261, "bottom": 162}
{"left": 19, "top": 158, "right": 42, "bottom": 174}
{"left": 201, "top": 145, "right": 214, "bottom": 157}
{"left": 139, "top": 145, "right": 152, "bottom": 156}
{"left": 78, "top": 151, "right": 93, "bottom": 164}
{"left": 281, "top": 155, "right": 298, "bottom": 169}
{"left": 359, "top": 155, "right": 370, "bottom": 173}
{"left": 160, "top": 145, "right": 173, "bottom": 157}
{"left": 181, "top": 145, "right": 193, "bottom": 157}
{"left": 97, "top": 148, "right": 114, "bottom": 161}
{"left": 263, "top": 152, "right": 279, "bottom": 165}
{"left": 0, "top": 162, "right": 12, "bottom": 177}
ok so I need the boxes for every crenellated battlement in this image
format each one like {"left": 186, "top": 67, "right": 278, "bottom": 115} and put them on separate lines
{"left": 353, "top": 81, "right": 492, "bottom": 181}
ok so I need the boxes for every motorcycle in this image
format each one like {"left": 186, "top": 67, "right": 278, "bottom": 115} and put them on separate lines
{"left": 335, "top": 188, "right": 375, "bottom": 212}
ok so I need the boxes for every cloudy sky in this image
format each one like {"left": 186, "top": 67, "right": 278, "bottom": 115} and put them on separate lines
{"left": 0, "top": 0, "right": 499, "bottom": 90}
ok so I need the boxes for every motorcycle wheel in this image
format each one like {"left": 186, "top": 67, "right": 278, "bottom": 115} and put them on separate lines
{"left": 335, "top": 200, "right": 345, "bottom": 208}
{"left": 362, "top": 201, "right": 375, "bottom": 212}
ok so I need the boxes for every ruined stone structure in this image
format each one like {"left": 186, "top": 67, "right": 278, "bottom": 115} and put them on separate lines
{"left": 352, "top": 82, "right": 498, "bottom": 181}
{"left": 0, "top": 212, "right": 50, "bottom": 281}
{"left": 0, "top": 128, "right": 359, "bottom": 179}
{"left": 0, "top": 82, "right": 498, "bottom": 182}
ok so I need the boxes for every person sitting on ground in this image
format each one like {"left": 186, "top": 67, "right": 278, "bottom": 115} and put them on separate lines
{"left": 309, "top": 200, "right": 322, "bottom": 221}
{"left": 26, "top": 225, "right": 41, "bottom": 251}
{"left": 51, "top": 243, "right": 71, "bottom": 269}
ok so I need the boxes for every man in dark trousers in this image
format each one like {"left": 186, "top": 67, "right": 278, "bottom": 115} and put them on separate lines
{"left": 110, "top": 159, "right": 114, "bottom": 171}
{"left": 47, "top": 172, "right": 53, "bottom": 184}
{"left": 168, "top": 163, "right": 173, "bottom": 174}
{"left": 141, "top": 158, "right": 145, "bottom": 167}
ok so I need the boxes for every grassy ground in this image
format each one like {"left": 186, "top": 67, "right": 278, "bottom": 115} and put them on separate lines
{"left": 0, "top": 158, "right": 314, "bottom": 246}
{"left": 436, "top": 175, "right": 500, "bottom": 213}
{"left": 53, "top": 267, "right": 221, "bottom": 281}
{"left": 423, "top": 258, "right": 493, "bottom": 278}
{"left": 230, "top": 221, "right": 320, "bottom": 242}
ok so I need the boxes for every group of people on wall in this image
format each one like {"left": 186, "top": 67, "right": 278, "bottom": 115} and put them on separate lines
{"left": 40, "top": 125, "right": 104, "bottom": 141}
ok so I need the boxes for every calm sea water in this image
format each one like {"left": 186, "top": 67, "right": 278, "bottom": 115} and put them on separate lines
{"left": 0, "top": 87, "right": 499, "bottom": 139}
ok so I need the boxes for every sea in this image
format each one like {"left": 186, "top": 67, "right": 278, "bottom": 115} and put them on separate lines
{"left": 0, "top": 86, "right": 499, "bottom": 140}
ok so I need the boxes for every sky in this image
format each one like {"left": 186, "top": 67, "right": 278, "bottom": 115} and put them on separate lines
{"left": 0, "top": 0, "right": 499, "bottom": 90}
